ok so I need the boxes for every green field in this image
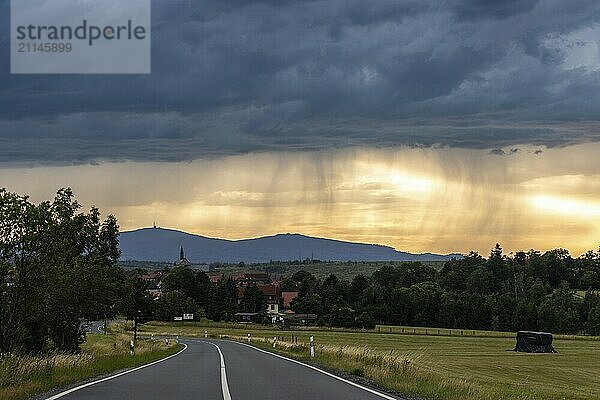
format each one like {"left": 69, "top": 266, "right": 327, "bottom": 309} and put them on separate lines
{"left": 118, "top": 260, "right": 447, "bottom": 279}
{"left": 0, "top": 332, "right": 182, "bottom": 400}
{"left": 138, "top": 321, "right": 600, "bottom": 400}
{"left": 210, "top": 260, "right": 448, "bottom": 280}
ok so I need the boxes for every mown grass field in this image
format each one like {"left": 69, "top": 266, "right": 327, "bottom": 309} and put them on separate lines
{"left": 139, "top": 321, "right": 600, "bottom": 400}
{"left": 0, "top": 332, "right": 182, "bottom": 400}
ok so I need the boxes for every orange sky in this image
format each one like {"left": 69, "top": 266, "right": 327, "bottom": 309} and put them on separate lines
{"left": 1, "top": 143, "right": 599, "bottom": 256}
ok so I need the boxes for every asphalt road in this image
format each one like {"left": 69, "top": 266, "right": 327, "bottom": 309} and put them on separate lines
{"left": 88, "top": 320, "right": 105, "bottom": 334}
{"left": 47, "top": 339, "right": 400, "bottom": 400}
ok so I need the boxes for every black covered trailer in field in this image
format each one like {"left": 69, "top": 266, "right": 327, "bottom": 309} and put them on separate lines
{"left": 514, "top": 331, "right": 557, "bottom": 353}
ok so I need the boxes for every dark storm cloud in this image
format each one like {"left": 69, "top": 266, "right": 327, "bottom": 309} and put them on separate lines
{"left": 451, "top": 0, "right": 540, "bottom": 20}
{"left": 1, "top": 0, "right": 600, "bottom": 164}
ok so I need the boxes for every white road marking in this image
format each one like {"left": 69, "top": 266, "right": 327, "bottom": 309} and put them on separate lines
{"left": 202, "top": 341, "right": 232, "bottom": 400}
{"left": 44, "top": 343, "right": 188, "bottom": 400}
{"left": 226, "top": 340, "right": 398, "bottom": 400}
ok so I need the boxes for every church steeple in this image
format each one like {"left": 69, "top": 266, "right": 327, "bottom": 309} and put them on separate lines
{"left": 175, "top": 245, "right": 191, "bottom": 267}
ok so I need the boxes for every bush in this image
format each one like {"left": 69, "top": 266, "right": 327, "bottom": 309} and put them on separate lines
{"left": 587, "top": 305, "right": 600, "bottom": 335}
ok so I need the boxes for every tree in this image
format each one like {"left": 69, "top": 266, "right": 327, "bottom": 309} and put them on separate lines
{"left": 538, "top": 285, "right": 582, "bottom": 334}
{"left": 120, "top": 276, "right": 155, "bottom": 346}
{"left": 327, "top": 306, "right": 355, "bottom": 328}
{"left": 206, "top": 277, "right": 237, "bottom": 322}
{"left": 512, "top": 300, "right": 538, "bottom": 331}
{"left": 543, "top": 249, "right": 576, "bottom": 289}
{"left": 349, "top": 274, "right": 369, "bottom": 304}
{"left": 319, "top": 274, "right": 347, "bottom": 314}
{"left": 291, "top": 292, "right": 321, "bottom": 314}
{"left": 0, "top": 188, "right": 121, "bottom": 354}
{"left": 155, "top": 291, "right": 197, "bottom": 321}
{"left": 586, "top": 305, "right": 600, "bottom": 335}
{"left": 161, "top": 266, "right": 211, "bottom": 310}
{"left": 355, "top": 311, "right": 375, "bottom": 329}
{"left": 42, "top": 191, "right": 122, "bottom": 352}
{"left": 279, "top": 277, "right": 297, "bottom": 292}
{"left": 0, "top": 188, "right": 47, "bottom": 353}
{"left": 239, "top": 284, "right": 266, "bottom": 313}
{"left": 372, "top": 263, "right": 436, "bottom": 289}
{"left": 291, "top": 271, "right": 318, "bottom": 288}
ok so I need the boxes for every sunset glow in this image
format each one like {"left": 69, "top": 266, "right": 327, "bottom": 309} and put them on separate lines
{"left": 530, "top": 195, "right": 600, "bottom": 218}
{"left": 2, "top": 143, "right": 599, "bottom": 256}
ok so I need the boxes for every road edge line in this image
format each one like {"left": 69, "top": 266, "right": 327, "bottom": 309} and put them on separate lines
{"left": 201, "top": 341, "right": 232, "bottom": 400}
{"left": 44, "top": 343, "right": 188, "bottom": 400}
{"left": 223, "top": 340, "right": 398, "bottom": 400}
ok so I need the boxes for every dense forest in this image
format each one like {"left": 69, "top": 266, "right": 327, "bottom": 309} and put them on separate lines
{"left": 2, "top": 188, "right": 600, "bottom": 357}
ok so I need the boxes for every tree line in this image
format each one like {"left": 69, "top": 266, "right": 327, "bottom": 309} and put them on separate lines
{"left": 285, "top": 244, "right": 600, "bottom": 334}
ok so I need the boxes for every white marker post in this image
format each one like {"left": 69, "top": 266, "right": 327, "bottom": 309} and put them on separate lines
{"left": 130, "top": 339, "right": 135, "bottom": 355}
{"left": 204, "top": 330, "right": 208, "bottom": 338}
{"left": 310, "top": 336, "right": 315, "bottom": 358}
{"left": 273, "top": 336, "right": 277, "bottom": 348}
{"left": 176, "top": 335, "right": 179, "bottom": 344}
{"left": 247, "top": 333, "right": 251, "bottom": 343}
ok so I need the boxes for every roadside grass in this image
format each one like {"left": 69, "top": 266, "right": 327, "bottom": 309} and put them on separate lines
{"left": 139, "top": 321, "right": 600, "bottom": 400}
{"left": 0, "top": 332, "right": 182, "bottom": 400}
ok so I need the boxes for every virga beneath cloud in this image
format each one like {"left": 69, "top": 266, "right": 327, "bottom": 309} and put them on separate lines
{"left": 1, "top": 144, "right": 599, "bottom": 255}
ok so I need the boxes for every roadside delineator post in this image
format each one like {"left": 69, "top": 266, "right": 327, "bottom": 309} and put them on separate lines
{"left": 247, "top": 333, "right": 251, "bottom": 343}
{"left": 273, "top": 336, "right": 277, "bottom": 348}
{"left": 310, "top": 335, "right": 315, "bottom": 358}
{"left": 204, "top": 330, "right": 208, "bottom": 338}
{"left": 130, "top": 339, "right": 135, "bottom": 355}
{"left": 176, "top": 335, "right": 179, "bottom": 344}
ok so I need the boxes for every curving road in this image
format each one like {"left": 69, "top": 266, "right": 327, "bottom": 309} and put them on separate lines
{"left": 46, "top": 339, "right": 400, "bottom": 400}
{"left": 88, "top": 320, "right": 106, "bottom": 334}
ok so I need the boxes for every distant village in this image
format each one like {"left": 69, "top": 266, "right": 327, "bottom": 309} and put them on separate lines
{"left": 139, "top": 246, "right": 315, "bottom": 325}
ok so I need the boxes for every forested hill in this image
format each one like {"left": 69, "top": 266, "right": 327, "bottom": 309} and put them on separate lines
{"left": 119, "top": 227, "right": 462, "bottom": 263}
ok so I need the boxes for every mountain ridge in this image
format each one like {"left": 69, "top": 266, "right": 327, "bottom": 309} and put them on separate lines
{"left": 118, "top": 227, "right": 463, "bottom": 263}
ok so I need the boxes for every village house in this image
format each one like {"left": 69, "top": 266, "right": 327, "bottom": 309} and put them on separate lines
{"left": 140, "top": 271, "right": 164, "bottom": 298}
{"left": 281, "top": 291, "right": 299, "bottom": 309}
{"left": 260, "top": 284, "right": 281, "bottom": 315}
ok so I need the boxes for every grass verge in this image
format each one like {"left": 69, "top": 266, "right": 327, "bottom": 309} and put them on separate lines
{"left": 0, "top": 332, "right": 182, "bottom": 400}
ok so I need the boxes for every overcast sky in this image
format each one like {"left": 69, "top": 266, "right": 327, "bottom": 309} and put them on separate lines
{"left": 1, "top": 0, "right": 600, "bottom": 254}
{"left": 2, "top": 0, "right": 600, "bottom": 165}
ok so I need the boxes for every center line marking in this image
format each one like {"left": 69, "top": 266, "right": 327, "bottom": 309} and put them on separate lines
{"left": 203, "top": 341, "right": 232, "bottom": 400}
